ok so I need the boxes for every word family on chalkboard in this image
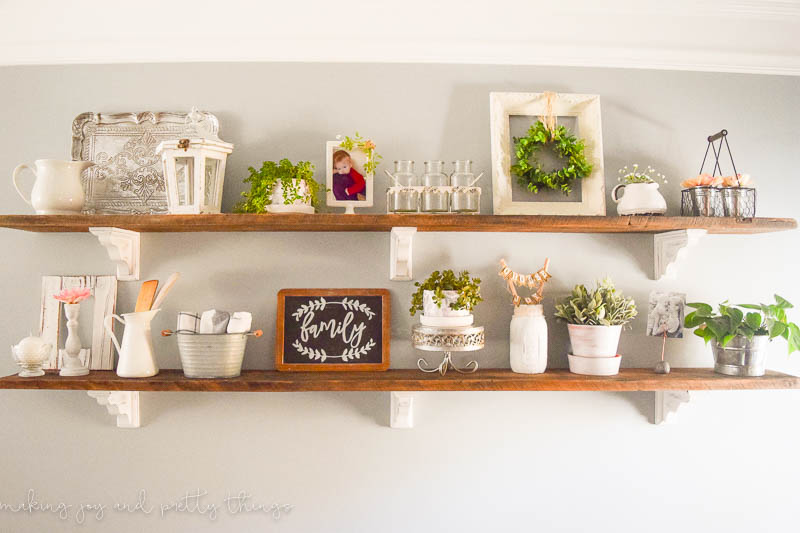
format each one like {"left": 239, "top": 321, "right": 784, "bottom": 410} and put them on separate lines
{"left": 276, "top": 289, "right": 390, "bottom": 371}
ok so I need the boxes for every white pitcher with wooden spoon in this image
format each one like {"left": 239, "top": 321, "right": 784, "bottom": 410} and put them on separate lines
{"left": 105, "top": 309, "right": 160, "bottom": 378}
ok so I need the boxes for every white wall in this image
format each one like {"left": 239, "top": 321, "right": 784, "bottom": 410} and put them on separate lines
{"left": 1, "top": 0, "right": 799, "bottom": 74}
{"left": 0, "top": 62, "right": 798, "bottom": 532}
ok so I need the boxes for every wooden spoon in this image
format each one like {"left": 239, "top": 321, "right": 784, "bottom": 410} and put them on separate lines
{"left": 151, "top": 272, "right": 181, "bottom": 310}
{"left": 134, "top": 280, "right": 159, "bottom": 312}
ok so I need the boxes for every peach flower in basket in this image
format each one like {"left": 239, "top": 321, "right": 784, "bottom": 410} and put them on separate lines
{"left": 721, "top": 173, "right": 753, "bottom": 187}
{"left": 53, "top": 287, "right": 92, "bottom": 304}
{"left": 680, "top": 173, "right": 723, "bottom": 188}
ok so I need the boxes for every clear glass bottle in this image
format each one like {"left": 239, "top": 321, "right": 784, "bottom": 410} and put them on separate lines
{"left": 421, "top": 187, "right": 449, "bottom": 213}
{"left": 422, "top": 160, "right": 449, "bottom": 187}
{"left": 387, "top": 188, "right": 419, "bottom": 213}
{"left": 450, "top": 160, "right": 476, "bottom": 187}
{"left": 390, "top": 160, "right": 417, "bottom": 187}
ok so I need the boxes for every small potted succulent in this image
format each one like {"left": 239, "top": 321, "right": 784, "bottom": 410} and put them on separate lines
{"left": 409, "top": 270, "right": 482, "bottom": 327}
{"left": 554, "top": 278, "right": 637, "bottom": 375}
{"left": 612, "top": 164, "right": 668, "bottom": 215}
{"left": 235, "top": 159, "right": 322, "bottom": 214}
{"left": 684, "top": 295, "right": 799, "bottom": 376}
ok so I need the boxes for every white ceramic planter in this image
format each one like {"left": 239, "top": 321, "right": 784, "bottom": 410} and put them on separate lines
{"left": 420, "top": 290, "right": 473, "bottom": 327}
{"left": 266, "top": 179, "right": 315, "bottom": 214}
{"left": 568, "top": 354, "right": 621, "bottom": 376}
{"left": 611, "top": 182, "right": 667, "bottom": 215}
{"left": 509, "top": 304, "right": 547, "bottom": 374}
{"left": 567, "top": 324, "right": 622, "bottom": 357}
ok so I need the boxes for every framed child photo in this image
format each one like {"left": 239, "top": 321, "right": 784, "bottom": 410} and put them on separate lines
{"left": 325, "top": 139, "right": 374, "bottom": 214}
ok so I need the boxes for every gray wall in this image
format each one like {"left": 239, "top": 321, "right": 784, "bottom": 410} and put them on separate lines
{"left": 1, "top": 63, "right": 798, "bottom": 532}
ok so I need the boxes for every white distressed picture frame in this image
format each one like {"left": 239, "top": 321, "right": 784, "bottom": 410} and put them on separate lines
{"left": 39, "top": 275, "right": 118, "bottom": 370}
{"left": 489, "top": 92, "right": 605, "bottom": 215}
{"left": 325, "top": 140, "right": 374, "bottom": 213}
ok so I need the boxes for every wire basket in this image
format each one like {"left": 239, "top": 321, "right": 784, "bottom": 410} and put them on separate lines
{"left": 162, "top": 329, "right": 262, "bottom": 378}
{"left": 681, "top": 187, "right": 756, "bottom": 218}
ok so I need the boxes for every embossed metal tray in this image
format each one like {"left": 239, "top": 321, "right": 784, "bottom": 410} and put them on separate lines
{"left": 71, "top": 111, "right": 219, "bottom": 214}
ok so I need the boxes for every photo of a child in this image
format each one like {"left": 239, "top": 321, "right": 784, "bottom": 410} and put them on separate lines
{"left": 332, "top": 150, "right": 367, "bottom": 201}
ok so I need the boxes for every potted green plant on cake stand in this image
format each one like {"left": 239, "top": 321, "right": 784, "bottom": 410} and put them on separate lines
{"left": 684, "top": 295, "right": 800, "bottom": 376}
{"left": 554, "top": 278, "right": 637, "bottom": 376}
{"left": 410, "top": 270, "right": 484, "bottom": 375}
{"left": 235, "top": 159, "right": 322, "bottom": 214}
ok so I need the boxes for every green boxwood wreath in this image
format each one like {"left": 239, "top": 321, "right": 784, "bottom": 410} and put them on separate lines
{"left": 511, "top": 121, "right": 593, "bottom": 195}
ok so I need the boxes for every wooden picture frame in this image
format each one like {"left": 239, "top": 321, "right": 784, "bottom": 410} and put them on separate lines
{"left": 276, "top": 289, "right": 390, "bottom": 371}
{"left": 489, "top": 91, "right": 605, "bottom": 215}
{"left": 40, "top": 275, "right": 118, "bottom": 370}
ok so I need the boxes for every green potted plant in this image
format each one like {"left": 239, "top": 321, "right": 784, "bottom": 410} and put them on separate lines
{"left": 684, "top": 295, "right": 800, "bottom": 376}
{"left": 554, "top": 278, "right": 637, "bottom": 375}
{"left": 235, "top": 159, "right": 322, "bottom": 214}
{"left": 409, "top": 270, "right": 482, "bottom": 327}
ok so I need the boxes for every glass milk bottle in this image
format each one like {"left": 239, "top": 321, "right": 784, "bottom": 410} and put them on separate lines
{"left": 509, "top": 304, "right": 548, "bottom": 374}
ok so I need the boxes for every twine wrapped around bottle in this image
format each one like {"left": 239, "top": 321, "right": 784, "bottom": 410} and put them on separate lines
{"left": 499, "top": 258, "right": 552, "bottom": 306}
{"left": 539, "top": 91, "right": 557, "bottom": 132}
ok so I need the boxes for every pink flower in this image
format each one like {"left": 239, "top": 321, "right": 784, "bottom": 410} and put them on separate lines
{"left": 362, "top": 140, "right": 376, "bottom": 151}
{"left": 722, "top": 173, "right": 753, "bottom": 187}
{"left": 53, "top": 287, "right": 92, "bottom": 304}
{"left": 681, "top": 173, "right": 723, "bottom": 188}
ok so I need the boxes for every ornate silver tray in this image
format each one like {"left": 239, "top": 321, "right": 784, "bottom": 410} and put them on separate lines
{"left": 412, "top": 324, "right": 484, "bottom": 375}
{"left": 71, "top": 111, "right": 219, "bottom": 214}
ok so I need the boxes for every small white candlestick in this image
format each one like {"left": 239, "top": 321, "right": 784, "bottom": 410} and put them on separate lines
{"left": 60, "top": 303, "right": 89, "bottom": 376}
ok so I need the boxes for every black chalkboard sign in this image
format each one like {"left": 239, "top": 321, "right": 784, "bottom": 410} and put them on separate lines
{"left": 276, "top": 289, "right": 390, "bottom": 371}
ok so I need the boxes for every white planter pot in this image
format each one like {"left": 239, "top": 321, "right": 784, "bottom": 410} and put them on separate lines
{"left": 509, "top": 304, "right": 547, "bottom": 374}
{"left": 568, "top": 354, "right": 621, "bottom": 376}
{"left": 266, "top": 179, "right": 315, "bottom": 214}
{"left": 420, "top": 290, "right": 473, "bottom": 327}
{"left": 612, "top": 182, "right": 667, "bottom": 215}
{"left": 567, "top": 324, "right": 622, "bottom": 357}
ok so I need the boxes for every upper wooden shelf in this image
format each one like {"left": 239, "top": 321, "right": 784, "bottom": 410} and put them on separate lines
{"left": 1, "top": 369, "right": 798, "bottom": 392}
{"left": 0, "top": 214, "right": 795, "bottom": 234}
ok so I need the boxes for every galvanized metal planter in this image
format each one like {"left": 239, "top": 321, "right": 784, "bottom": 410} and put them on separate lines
{"left": 711, "top": 335, "right": 769, "bottom": 376}
{"left": 162, "top": 330, "right": 262, "bottom": 378}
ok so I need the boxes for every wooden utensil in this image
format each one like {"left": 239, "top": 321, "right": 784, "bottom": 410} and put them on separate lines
{"left": 151, "top": 272, "right": 181, "bottom": 310}
{"left": 134, "top": 280, "right": 159, "bottom": 312}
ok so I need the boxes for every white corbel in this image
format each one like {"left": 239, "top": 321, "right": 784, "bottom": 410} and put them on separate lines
{"left": 87, "top": 391, "right": 141, "bottom": 428}
{"left": 390, "top": 391, "right": 414, "bottom": 428}
{"left": 390, "top": 227, "right": 417, "bottom": 281}
{"left": 653, "top": 229, "right": 706, "bottom": 280}
{"left": 654, "top": 390, "right": 690, "bottom": 424}
{"left": 89, "top": 227, "right": 140, "bottom": 281}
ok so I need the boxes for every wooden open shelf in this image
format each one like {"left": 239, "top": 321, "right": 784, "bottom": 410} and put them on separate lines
{"left": 1, "top": 369, "right": 798, "bottom": 392}
{"left": 0, "top": 214, "right": 795, "bottom": 234}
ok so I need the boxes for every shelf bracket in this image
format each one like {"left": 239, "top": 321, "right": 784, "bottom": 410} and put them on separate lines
{"left": 89, "top": 227, "right": 140, "bottom": 281}
{"left": 654, "top": 390, "right": 690, "bottom": 424}
{"left": 653, "top": 229, "right": 706, "bottom": 281}
{"left": 390, "top": 227, "right": 417, "bottom": 281}
{"left": 87, "top": 391, "right": 141, "bottom": 428}
{"left": 390, "top": 391, "right": 414, "bottom": 428}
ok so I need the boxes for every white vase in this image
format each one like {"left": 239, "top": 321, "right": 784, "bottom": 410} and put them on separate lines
{"left": 611, "top": 182, "right": 667, "bottom": 215}
{"left": 420, "top": 290, "right": 473, "bottom": 327}
{"left": 60, "top": 303, "right": 89, "bottom": 376}
{"left": 104, "top": 309, "right": 160, "bottom": 378}
{"left": 266, "top": 179, "right": 315, "bottom": 214}
{"left": 567, "top": 324, "right": 622, "bottom": 357}
{"left": 509, "top": 304, "right": 547, "bottom": 374}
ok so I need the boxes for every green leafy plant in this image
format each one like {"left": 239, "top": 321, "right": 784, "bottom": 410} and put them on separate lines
{"left": 554, "top": 278, "right": 637, "bottom": 326}
{"left": 235, "top": 159, "right": 321, "bottom": 213}
{"left": 409, "top": 270, "right": 482, "bottom": 316}
{"left": 685, "top": 295, "right": 800, "bottom": 354}
{"left": 337, "top": 132, "right": 382, "bottom": 175}
{"left": 511, "top": 120, "right": 593, "bottom": 195}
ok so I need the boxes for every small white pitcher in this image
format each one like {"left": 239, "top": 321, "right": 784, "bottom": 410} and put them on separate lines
{"left": 104, "top": 309, "right": 160, "bottom": 378}
{"left": 12, "top": 159, "right": 94, "bottom": 214}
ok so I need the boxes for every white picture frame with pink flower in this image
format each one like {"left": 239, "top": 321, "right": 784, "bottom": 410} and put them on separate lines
{"left": 40, "top": 275, "right": 118, "bottom": 370}
{"left": 325, "top": 139, "right": 374, "bottom": 214}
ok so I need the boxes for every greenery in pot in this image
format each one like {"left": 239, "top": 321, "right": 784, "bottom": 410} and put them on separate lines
{"left": 409, "top": 270, "right": 482, "bottom": 316}
{"left": 684, "top": 295, "right": 800, "bottom": 353}
{"left": 235, "top": 159, "right": 322, "bottom": 213}
{"left": 554, "top": 278, "right": 637, "bottom": 326}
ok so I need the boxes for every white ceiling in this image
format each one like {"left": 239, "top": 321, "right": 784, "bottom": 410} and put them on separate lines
{"left": 2, "top": 0, "right": 799, "bottom": 74}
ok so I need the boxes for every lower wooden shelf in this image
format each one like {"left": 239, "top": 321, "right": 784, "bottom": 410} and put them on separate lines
{"left": 1, "top": 368, "right": 798, "bottom": 392}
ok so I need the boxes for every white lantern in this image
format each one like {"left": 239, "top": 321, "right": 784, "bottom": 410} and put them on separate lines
{"left": 156, "top": 109, "right": 233, "bottom": 214}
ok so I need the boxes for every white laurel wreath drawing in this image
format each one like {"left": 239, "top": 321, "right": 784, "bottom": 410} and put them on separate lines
{"left": 292, "top": 297, "right": 375, "bottom": 321}
{"left": 292, "top": 338, "right": 376, "bottom": 362}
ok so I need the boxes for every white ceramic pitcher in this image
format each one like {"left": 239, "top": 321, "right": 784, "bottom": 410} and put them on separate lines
{"left": 12, "top": 159, "right": 94, "bottom": 214}
{"left": 611, "top": 182, "right": 667, "bottom": 215}
{"left": 104, "top": 309, "right": 160, "bottom": 378}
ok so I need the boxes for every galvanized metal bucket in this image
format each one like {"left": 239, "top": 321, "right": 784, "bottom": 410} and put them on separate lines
{"left": 711, "top": 335, "right": 768, "bottom": 376}
{"left": 162, "top": 329, "right": 263, "bottom": 378}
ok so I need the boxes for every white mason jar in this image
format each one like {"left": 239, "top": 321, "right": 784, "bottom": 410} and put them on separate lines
{"left": 509, "top": 304, "right": 548, "bottom": 374}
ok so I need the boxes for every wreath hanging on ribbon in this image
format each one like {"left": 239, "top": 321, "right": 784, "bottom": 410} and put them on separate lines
{"left": 510, "top": 92, "right": 593, "bottom": 195}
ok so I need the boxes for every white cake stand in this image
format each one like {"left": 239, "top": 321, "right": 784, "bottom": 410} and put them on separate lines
{"left": 411, "top": 324, "right": 484, "bottom": 375}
